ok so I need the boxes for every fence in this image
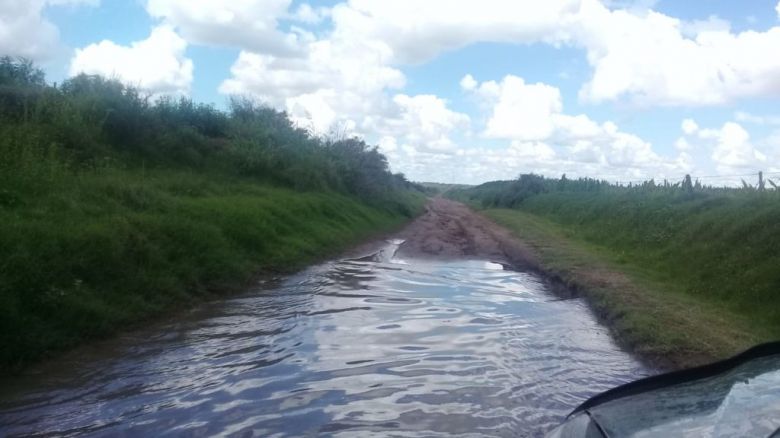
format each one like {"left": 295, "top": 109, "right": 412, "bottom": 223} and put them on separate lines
{"left": 614, "top": 171, "right": 780, "bottom": 191}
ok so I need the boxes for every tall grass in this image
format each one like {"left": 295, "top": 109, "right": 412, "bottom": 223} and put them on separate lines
{"left": 0, "top": 56, "right": 423, "bottom": 203}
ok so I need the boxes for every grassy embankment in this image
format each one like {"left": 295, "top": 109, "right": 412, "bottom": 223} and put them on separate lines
{"left": 0, "top": 58, "right": 423, "bottom": 372}
{"left": 452, "top": 176, "right": 779, "bottom": 369}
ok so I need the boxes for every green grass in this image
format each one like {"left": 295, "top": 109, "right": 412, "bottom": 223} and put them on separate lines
{"left": 483, "top": 206, "right": 776, "bottom": 369}
{"left": 0, "top": 167, "right": 423, "bottom": 372}
{"left": 519, "top": 191, "right": 780, "bottom": 329}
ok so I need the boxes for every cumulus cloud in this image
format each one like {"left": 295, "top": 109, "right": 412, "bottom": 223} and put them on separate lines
{"left": 326, "top": 0, "right": 581, "bottom": 64}
{"left": 214, "top": 0, "right": 570, "bottom": 139}
{"left": 47, "top": 0, "right": 99, "bottom": 5}
{"left": 762, "top": 132, "right": 780, "bottom": 173}
{"left": 70, "top": 26, "right": 193, "bottom": 94}
{"left": 311, "top": 0, "right": 780, "bottom": 106}
{"left": 699, "top": 122, "right": 767, "bottom": 171}
{"left": 675, "top": 137, "right": 692, "bottom": 151}
{"left": 509, "top": 141, "right": 557, "bottom": 160}
{"left": 292, "top": 4, "right": 329, "bottom": 24}
{"left": 377, "top": 94, "right": 470, "bottom": 153}
{"left": 146, "top": 0, "right": 303, "bottom": 55}
{"left": 459, "top": 74, "right": 477, "bottom": 91}
{"left": 672, "top": 119, "right": 772, "bottom": 180}
{"left": 343, "top": 71, "right": 694, "bottom": 184}
{"left": 128, "top": 0, "right": 780, "bottom": 129}
{"left": 220, "top": 38, "right": 403, "bottom": 105}
{"left": 574, "top": 1, "right": 780, "bottom": 105}
{"left": 0, "top": 0, "right": 98, "bottom": 60}
{"left": 472, "top": 76, "right": 562, "bottom": 141}
{"left": 385, "top": 139, "right": 687, "bottom": 185}
{"left": 219, "top": 37, "right": 468, "bottom": 156}
{"left": 735, "top": 111, "right": 780, "bottom": 126}
{"left": 679, "top": 15, "right": 730, "bottom": 38}
{"left": 461, "top": 74, "right": 675, "bottom": 173}
{"left": 163, "top": 0, "right": 780, "bottom": 181}
{"left": 220, "top": 35, "right": 406, "bottom": 137}
{"left": 682, "top": 118, "right": 699, "bottom": 135}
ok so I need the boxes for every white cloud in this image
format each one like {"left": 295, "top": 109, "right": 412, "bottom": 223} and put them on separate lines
{"left": 672, "top": 119, "right": 774, "bottom": 181}
{"left": 285, "top": 0, "right": 780, "bottom": 107}
{"left": 462, "top": 74, "right": 672, "bottom": 171}
{"left": 0, "top": 0, "right": 98, "bottom": 60}
{"left": 699, "top": 122, "right": 767, "bottom": 171}
{"left": 735, "top": 111, "right": 780, "bottom": 126}
{"left": 381, "top": 94, "right": 470, "bottom": 153}
{"left": 47, "top": 0, "right": 99, "bottom": 5}
{"left": 220, "top": 37, "right": 403, "bottom": 104}
{"left": 327, "top": 0, "right": 581, "bottom": 64}
{"left": 385, "top": 138, "right": 689, "bottom": 185}
{"left": 69, "top": 26, "right": 193, "bottom": 94}
{"left": 375, "top": 79, "right": 680, "bottom": 183}
{"left": 575, "top": 0, "right": 780, "bottom": 105}
{"left": 377, "top": 136, "right": 398, "bottom": 153}
{"left": 459, "top": 74, "right": 477, "bottom": 91}
{"left": 675, "top": 137, "right": 692, "bottom": 151}
{"left": 292, "top": 4, "right": 329, "bottom": 24}
{"left": 679, "top": 15, "right": 730, "bottom": 38}
{"left": 472, "top": 75, "right": 562, "bottom": 141}
{"left": 188, "top": 0, "right": 780, "bottom": 182}
{"left": 762, "top": 131, "right": 780, "bottom": 173}
{"left": 220, "top": 33, "right": 406, "bottom": 137}
{"left": 682, "top": 118, "right": 699, "bottom": 135}
{"left": 286, "top": 92, "right": 339, "bottom": 133}
{"left": 145, "top": 0, "right": 302, "bottom": 55}
{"left": 509, "top": 141, "right": 557, "bottom": 160}
{"left": 219, "top": 41, "right": 468, "bottom": 156}
{"left": 553, "top": 114, "right": 602, "bottom": 139}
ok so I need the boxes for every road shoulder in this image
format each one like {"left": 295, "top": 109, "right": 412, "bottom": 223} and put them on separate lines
{"left": 482, "top": 208, "right": 766, "bottom": 371}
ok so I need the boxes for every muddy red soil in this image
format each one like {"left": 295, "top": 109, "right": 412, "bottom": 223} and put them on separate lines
{"left": 394, "top": 197, "right": 538, "bottom": 268}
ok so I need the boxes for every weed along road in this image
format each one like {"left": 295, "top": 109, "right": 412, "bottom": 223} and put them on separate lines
{"left": 0, "top": 199, "right": 651, "bottom": 437}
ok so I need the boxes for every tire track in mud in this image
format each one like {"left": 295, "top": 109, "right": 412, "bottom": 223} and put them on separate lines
{"left": 395, "top": 197, "right": 537, "bottom": 268}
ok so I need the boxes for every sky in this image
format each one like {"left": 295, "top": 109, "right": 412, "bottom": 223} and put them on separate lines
{"left": 2, "top": 0, "right": 780, "bottom": 185}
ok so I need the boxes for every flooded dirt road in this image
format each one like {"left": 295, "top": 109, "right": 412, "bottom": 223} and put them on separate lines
{"left": 394, "top": 198, "right": 538, "bottom": 265}
{"left": 0, "top": 200, "right": 651, "bottom": 437}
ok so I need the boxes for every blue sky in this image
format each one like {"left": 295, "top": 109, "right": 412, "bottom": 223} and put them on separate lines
{"left": 3, "top": 0, "right": 780, "bottom": 184}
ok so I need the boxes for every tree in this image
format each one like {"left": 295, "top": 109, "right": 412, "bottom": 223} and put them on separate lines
{"left": 0, "top": 57, "right": 45, "bottom": 87}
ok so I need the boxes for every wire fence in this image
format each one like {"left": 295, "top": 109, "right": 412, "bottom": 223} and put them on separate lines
{"left": 612, "top": 171, "right": 780, "bottom": 188}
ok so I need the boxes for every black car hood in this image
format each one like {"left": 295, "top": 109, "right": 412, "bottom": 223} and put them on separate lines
{"left": 548, "top": 342, "right": 780, "bottom": 437}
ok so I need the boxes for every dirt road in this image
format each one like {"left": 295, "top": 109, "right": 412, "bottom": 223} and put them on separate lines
{"left": 395, "top": 197, "right": 539, "bottom": 268}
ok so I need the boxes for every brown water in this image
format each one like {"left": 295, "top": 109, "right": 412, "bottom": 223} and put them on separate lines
{"left": 0, "top": 241, "right": 651, "bottom": 437}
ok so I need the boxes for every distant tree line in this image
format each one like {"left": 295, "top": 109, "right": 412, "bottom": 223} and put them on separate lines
{"left": 451, "top": 172, "right": 778, "bottom": 209}
{"left": 0, "top": 56, "right": 422, "bottom": 202}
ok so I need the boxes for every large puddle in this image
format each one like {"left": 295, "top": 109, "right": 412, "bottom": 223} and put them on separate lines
{"left": 0, "top": 241, "right": 651, "bottom": 437}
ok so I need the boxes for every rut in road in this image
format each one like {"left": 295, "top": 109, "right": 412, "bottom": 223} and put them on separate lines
{"left": 395, "top": 197, "right": 538, "bottom": 267}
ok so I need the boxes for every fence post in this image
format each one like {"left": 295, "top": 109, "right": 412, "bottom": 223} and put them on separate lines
{"left": 759, "top": 171, "right": 765, "bottom": 191}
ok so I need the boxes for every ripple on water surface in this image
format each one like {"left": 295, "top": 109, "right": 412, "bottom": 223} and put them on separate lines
{"left": 0, "top": 247, "right": 650, "bottom": 437}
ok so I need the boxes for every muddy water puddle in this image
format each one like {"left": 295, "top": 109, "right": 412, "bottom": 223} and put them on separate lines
{"left": 0, "top": 241, "right": 650, "bottom": 437}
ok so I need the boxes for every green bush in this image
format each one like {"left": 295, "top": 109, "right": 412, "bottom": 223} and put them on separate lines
{"left": 0, "top": 57, "right": 422, "bottom": 205}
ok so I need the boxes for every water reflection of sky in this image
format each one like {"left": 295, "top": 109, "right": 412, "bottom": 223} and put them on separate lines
{"left": 0, "top": 243, "right": 650, "bottom": 437}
